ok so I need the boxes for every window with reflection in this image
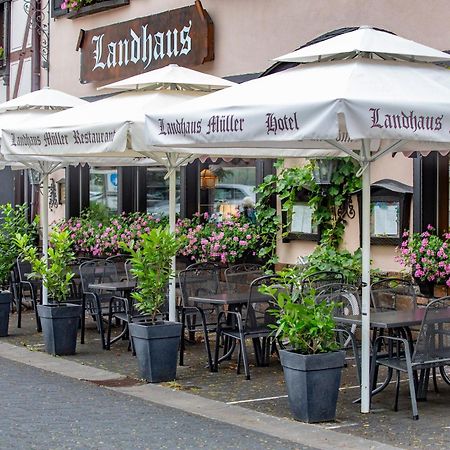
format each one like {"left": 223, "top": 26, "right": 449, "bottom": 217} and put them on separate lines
{"left": 200, "top": 159, "right": 256, "bottom": 218}
{"left": 146, "top": 168, "right": 180, "bottom": 216}
{"left": 89, "top": 167, "right": 118, "bottom": 215}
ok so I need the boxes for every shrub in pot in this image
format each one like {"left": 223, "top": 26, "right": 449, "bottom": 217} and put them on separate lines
{"left": 120, "top": 227, "right": 181, "bottom": 383}
{"left": 261, "top": 269, "right": 345, "bottom": 423}
{"left": 14, "top": 229, "right": 81, "bottom": 355}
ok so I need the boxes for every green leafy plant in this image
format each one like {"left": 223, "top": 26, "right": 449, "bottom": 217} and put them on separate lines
{"left": 14, "top": 229, "right": 75, "bottom": 303}
{"left": 254, "top": 158, "right": 361, "bottom": 264}
{"left": 0, "top": 47, "right": 4, "bottom": 60}
{"left": 261, "top": 269, "right": 339, "bottom": 354}
{"left": 0, "top": 203, "right": 38, "bottom": 287}
{"left": 120, "top": 227, "right": 179, "bottom": 322}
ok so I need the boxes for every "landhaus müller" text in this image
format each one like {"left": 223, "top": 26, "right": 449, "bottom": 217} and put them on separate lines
{"left": 92, "top": 21, "right": 193, "bottom": 71}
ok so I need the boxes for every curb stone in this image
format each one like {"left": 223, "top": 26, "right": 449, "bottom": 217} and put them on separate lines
{"left": 0, "top": 341, "right": 402, "bottom": 450}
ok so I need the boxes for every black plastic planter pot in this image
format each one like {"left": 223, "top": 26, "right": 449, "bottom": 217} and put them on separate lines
{"left": 129, "top": 321, "right": 182, "bottom": 383}
{"left": 0, "top": 291, "right": 12, "bottom": 337}
{"left": 37, "top": 303, "right": 81, "bottom": 356}
{"left": 279, "top": 349, "right": 346, "bottom": 423}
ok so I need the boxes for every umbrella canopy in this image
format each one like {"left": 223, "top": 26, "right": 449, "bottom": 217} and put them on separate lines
{"left": 144, "top": 26, "right": 450, "bottom": 414}
{"left": 275, "top": 25, "right": 450, "bottom": 63}
{"left": 97, "top": 63, "right": 236, "bottom": 92}
{"left": 0, "top": 87, "right": 87, "bottom": 113}
{"left": 3, "top": 65, "right": 236, "bottom": 320}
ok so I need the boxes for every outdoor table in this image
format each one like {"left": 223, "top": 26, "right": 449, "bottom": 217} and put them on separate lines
{"left": 335, "top": 308, "right": 450, "bottom": 400}
{"left": 88, "top": 281, "right": 137, "bottom": 294}
{"left": 190, "top": 291, "right": 269, "bottom": 369}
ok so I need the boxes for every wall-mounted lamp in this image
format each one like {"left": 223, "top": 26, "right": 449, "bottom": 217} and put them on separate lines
{"left": 312, "top": 159, "right": 338, "bottom": 186}
{"left": 200, "top": 168, "right": 218, "bottom": 190}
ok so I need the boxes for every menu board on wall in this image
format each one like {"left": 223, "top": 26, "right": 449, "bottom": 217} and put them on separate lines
{"left": 372, "top": 201, "right": 400, "bottom": 237}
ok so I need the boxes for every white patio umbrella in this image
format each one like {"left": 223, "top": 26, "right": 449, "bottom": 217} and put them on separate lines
{"left": 3, "top": 65, "right": 236, "bottom": 319}
{"left": 0, "top": 88, "right": 88, "bottom": 305}
{"left": 144, "top": 26, "right": 450, "bottom": 413}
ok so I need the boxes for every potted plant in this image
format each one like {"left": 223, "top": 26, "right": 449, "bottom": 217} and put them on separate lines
{"left": 261, "top": 269, "right": 345, "bottom": 423}
{"left": 120, "top": 226, "right": 181, "bottom": 383}
{"left": 396, "top": 225, "right": 450, "bottom": 296}
{"left": 14, "top": 229, "right": 81, "bottom": 355}
{"left": 0, "top": 204, "right": 39, "bottom": 336}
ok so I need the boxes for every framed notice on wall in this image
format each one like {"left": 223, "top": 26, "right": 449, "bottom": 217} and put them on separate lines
{"left": 371, "top": 200, "right": 400, "bottom": 238}
{"left": 291, "top": 203, "right": 314, "bottom": 234}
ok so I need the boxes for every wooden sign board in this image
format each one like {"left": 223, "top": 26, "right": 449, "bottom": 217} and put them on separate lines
{"left": 79, "top": 2, "right": 214, "bottom": 84}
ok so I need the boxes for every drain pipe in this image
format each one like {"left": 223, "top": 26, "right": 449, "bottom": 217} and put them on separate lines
{"left": 31, "top": 0, "right": 41, "bottom": 91}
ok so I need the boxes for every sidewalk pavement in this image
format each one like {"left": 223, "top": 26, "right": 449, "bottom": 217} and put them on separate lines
{"left": 3, "top": 311, "right": 450, "bottom": 449}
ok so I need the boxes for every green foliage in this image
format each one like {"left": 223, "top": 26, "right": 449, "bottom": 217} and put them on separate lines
{"left": 120, "top": 227, "right": 179, "bottom": 322}
{"left": 261, "top": 269, "right": 339, "bottom": 354}
{"left": 14, "top": 229, "right": 75, "bottom": 303}
{"left": 0, "top": 203, "right": 38, "bottom": 286}
{"left": 301, "top": 246, "right": 363, "bottom": 285}
{"left": 255, "top": 158, "right": 361, "bottom": 263}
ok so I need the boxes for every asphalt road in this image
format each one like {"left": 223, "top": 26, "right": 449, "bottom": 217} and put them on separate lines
{"left": 0, "top": 357, "right": 314, "bottom": 450}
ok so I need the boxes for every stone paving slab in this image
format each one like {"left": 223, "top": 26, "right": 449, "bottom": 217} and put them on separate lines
{"left": 4, "top": 311, "right": 450, "bottom": 449}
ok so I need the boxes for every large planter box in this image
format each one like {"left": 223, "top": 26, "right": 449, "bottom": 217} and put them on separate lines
{"left": 279, "top": 349, "right": 345, "bottom": 423}
{"left": 129, "top": 321, "right": 182, "bottom": 383}
{"left": 37, "top": 303, "right": 81, "bottom": 356}
{"left": 0, "top": 291, "right": 12, "bottom": 337}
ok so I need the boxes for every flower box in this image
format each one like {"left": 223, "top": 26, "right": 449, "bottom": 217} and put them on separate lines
{"left": 66, "top": 0, "right": 129, "bottom": 19}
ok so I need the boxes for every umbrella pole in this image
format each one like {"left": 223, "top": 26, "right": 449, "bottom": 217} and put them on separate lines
{"left": 41, "top": 172, "right": 49, "bottom": 306}
{"left": 168, "top": 169, "right": 177, "bottom": 322}
{"left": 360, "top": 161, "right": 371, "bottom": 413}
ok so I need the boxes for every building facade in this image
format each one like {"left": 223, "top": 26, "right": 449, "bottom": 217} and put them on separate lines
{"left": 3, "top": 0, "right": 450, "bottom": 272}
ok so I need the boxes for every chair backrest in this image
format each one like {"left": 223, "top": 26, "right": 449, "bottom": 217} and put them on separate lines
{"left": 315, "top": 283, "right": 360, "bottom": 316}
{"left": 370, "top": 278, "right": 416, "bottom": 312}
{"left": 242, "top": 274, "right": 286, "bottom": 331}
{"left": 79, "top": 259, "right": 118, "bottom": 294}
{"left": 16, "top": 257, "right": 33, "bottom": 283}
{"left": 178, "top": 266, "right": 221, "bottom": 307}
{"left": 186, "top": 261, "right": 220, "bottom": 271}
{"left": 224, "top": 263, "right": 264, "bottom": 294}
{"left": 301, "top": 271, "right": 345, "bottom": 293}
{"left": 105, "top": 254, "right": 128, "bottom": 281}
{"left": 412, "top": 296, "right": 450, "bottom": 365}
{"left": 125, "top": 260, "right": 134, "bottom": 282}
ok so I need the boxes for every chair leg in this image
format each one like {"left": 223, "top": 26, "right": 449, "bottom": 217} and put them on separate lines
{"left": 198, "top": 308, "right": 213, "bottom": 372}
{"left": 179, "top": 309, "right": 186, "bottom": 366}
{"left": 433, "top": 367, "right": 439, "bottom": 393}
{"left": 406, "top": 366, "right": 419, "bottom": 420}
{"left": 213, "top": 326, "right": 221, "bottom": 373}
{"left": 236, "top": 343, "right": 242, "bottom": 375}
{"left": 240, "top": 334, "right": 250, "bottom": 380}
{"left": 394, "top": 370, "right": 401, "bottom": 412}
{"left": 106, "top": 310, "right": 113, "bottom": 350}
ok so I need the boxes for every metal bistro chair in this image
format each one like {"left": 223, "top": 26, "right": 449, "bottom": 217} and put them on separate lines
{"left": 371, "top": 278, "right": 417, "bottom": 312}
{"left": 370, "top": 296, "right": 450, "bottom": 420}
{"left": 106, "top": 254, "right": 129, "bottom": 281}
{"left": 214, "top": 274, "right": 280, "bottom": 380}
{"left": 178, "top": 264, "right": 221, "bottom": 370}
{"left": 224, "top": 263, "right": 264, "bottom": 294}
{"left": 79, "top": 259, "right": 125, "bottom": 349}
{"left": 13, "top": 258, "right": 42, "bottom": 331}
{"left": 301, "top": 271, "right": 345, "bottom": 295}
{"left": 316, "top": 283, "right": 362, "bottom": 384}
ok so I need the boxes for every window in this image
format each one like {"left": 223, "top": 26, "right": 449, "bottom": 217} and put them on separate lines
{"left": 146, "top": 168, "right": 180, "bottom": 216}
{"left": 89, "top": 167, "right": 118, "bottom": 215}
{"left": 200, "top": 160, "right": 257, "bottom": 218}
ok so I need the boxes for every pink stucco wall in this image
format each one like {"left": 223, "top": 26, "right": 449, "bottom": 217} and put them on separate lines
{"left": 48, "top": 0, "right": 440, "bottom": 271}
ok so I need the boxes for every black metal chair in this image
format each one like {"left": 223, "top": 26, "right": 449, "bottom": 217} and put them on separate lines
{"left": 79, "top": 259, "right": 124, "bottom": 349}
{"left": 315, "top": 283, "right": 362, "bottom": 383}
{"left": 371, "top": 278, "right": 416, "bottom": 312}
{"left": 178, "top": 265, "right": 221, "bottom": 370}
{"left": 224, "top": 263, "right": 264, "bottom": 294}
{"left": 213, "top": 274, "right": 280, "bottom": 380}
{"left": 13, "top": 258, "right": 41, "bottom": 331}
{"left": 370, "top": 296, "right": 450, "bottom": 420}
{"left": 301, "top": 270, "right": 345, "bottom": 289}
{"left": 106, "top": 254, "right": 129, "bottom": 281}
